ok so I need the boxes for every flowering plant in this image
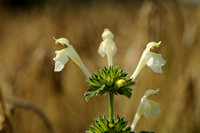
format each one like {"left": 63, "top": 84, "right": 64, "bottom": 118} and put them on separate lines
{"left": 53, "top": 28, "right": 166, "bottom": 133}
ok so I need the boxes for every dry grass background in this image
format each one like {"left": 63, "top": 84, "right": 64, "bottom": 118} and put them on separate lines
{"left": 0, "top": 0, "right": 200, "bottom": 133}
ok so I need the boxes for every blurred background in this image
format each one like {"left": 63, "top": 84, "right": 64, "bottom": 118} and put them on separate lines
{"left": 0, "top": 0, "right": 200, "bottom": 132}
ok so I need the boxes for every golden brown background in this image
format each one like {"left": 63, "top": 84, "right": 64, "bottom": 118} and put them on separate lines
{"left": 0, "top": 0, "right": 200, "bottom": 133}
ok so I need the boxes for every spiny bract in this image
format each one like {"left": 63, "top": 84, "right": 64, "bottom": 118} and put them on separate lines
{"left": 85, "top": 66, "right": 136, "bottom": 101}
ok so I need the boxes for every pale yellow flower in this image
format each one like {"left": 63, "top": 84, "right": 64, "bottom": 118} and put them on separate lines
{"left": 131, "top": 42, "right": 166, "bottom": 80}
{"left": 131, "top": 89, "right": 161, "bottom": 131}
{"left": 53, "top": 37, "right": 91, "bottom": 78}
{"left": 98, "top": 28, "right": 117, "bottom": 66}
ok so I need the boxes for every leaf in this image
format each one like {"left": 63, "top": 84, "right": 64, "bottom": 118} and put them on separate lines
{"left": 84, "top": 85, "right": 105, "bottom": 101}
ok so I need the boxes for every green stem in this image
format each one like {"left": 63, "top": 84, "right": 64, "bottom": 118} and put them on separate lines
{"left": 109, "top": 93, "right": 114, "bottom": 122}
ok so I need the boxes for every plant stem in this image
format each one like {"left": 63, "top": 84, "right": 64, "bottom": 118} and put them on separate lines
{"left": 109, "top": 93, "right": 114, "bottom": 122}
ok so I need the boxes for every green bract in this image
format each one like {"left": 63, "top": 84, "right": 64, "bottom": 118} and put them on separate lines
{"left": 84, "top": 66, "right": 136, "bottom": 101}
{"left": 86, "top": 115, "right": 132, "bottom": 133}
{"left": 86, "top": 116, "right": 155, "bottom": 133}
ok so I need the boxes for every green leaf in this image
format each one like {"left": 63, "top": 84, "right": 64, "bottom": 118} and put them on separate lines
{"left": 85, "top": 85, "right": 106, "bottom": 101}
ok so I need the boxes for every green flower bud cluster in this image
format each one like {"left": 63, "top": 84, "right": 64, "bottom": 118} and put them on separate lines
{"left": 86, "top": 116, "right": 155, "bottom": 133}
{"left": 84, "top": 66, "right": 136, "bottom": 101}
{"left": 86, "top": 115, "right": 132, "bottom": 133}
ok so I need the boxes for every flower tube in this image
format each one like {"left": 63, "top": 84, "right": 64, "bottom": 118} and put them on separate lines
{"left": 131, "top": 89, "right": 161, "bottom": 131}
{"left": 53, "top": 37, "right": 91, "bottom": 78}
{"left": 131, "top": 42, "right": 166, "bottom": 80}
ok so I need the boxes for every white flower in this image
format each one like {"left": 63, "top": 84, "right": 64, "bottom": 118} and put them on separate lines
{"left": 131, "top": 89, "right": 161, "bottom": 131}
{"left": 131, "top": 42, "right": 166, "bottom": 80}
{"left": 98, "top": 28, "right": 117, "bottom": 66}
{"left": 53, "top": 37, "right": 91, "bottom": 78}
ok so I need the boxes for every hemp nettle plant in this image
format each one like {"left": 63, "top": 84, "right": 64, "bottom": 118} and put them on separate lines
{"left": 53, "top": 28, "right": 166, "bottom": 133}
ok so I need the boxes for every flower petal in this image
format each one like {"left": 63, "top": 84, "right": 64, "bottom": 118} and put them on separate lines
{"left": 143, "top": 99, "right": 161, "bottom": 117}
{"left": 146, "top": 52, "right": 166, "bottom": 73}
{"left": 102, "top": 28, "right": 114, "bottom": 40}
{"left": 148, "top": 100, "right": 161, "bottom": 115}
{"left": 102, "top": 40, "right": 117, "bottom": 57}
{"left": 98, "top": 42, "right": 106, "bottom": 57}
{"left": 53, "top": 49, "right": 69, "bottom": 72}
{"left": 98, "top": 36, "right": 117, "bottom": 58}
{"left": 54, "top": 62, "right": 66, "bottom": 72}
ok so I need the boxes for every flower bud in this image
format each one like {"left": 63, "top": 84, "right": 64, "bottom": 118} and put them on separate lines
{"left": 116, "top": 79, "right": 126, "bottom": 88}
